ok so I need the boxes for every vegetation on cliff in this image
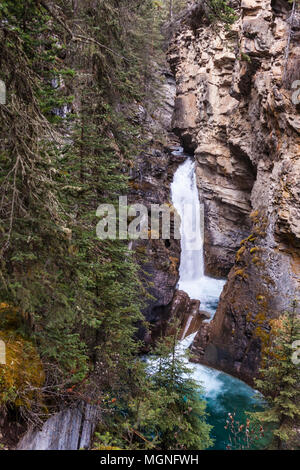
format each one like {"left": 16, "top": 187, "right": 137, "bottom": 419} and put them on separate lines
{"left": 0, "top": 0, "right": 150, "bottom": 409}
{"left": 1, "top": 0, "right": 297, "bottom": 452}
{"left": 0, "top": 0, "right": 213, "bottom": 450}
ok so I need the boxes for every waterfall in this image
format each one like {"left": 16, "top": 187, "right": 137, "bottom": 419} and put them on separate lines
{"left": 171, "top": 158, "right": 204, "bottom": 280}
{"left": 171, "top": 154, "right": 225, "bottom": 318}
{"left": 169, "top": 151, "right": 266, "bottom": 450}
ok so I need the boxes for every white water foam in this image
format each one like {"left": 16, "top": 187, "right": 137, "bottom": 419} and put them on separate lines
{"left": 178, "top": 333, "right": 223, "bottom": 398}
{"left": 170, "top": 157, "right": 226, "bottom": 398}
{"left": 171, "top": 157, "right": 225, "bottom": 318}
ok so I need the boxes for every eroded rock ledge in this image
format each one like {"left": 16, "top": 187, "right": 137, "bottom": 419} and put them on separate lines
{"left": 168, "top": 0, "right": 300, "bottom": 384}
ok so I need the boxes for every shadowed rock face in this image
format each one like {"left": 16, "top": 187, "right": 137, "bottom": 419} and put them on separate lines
{"left": 145, "top": 289, "right": 208, "bottom": 344}
{"left": 127, "top": 69, "right": 201, "bottom": 342}
{"left": 125, "top": 70, "right": 181, "bottom": 337}
{"left": 172, "top": 93, "right": 198, "bottom": 152}
{"left": 168, "top": 0, "right": 300, "bottom": 384}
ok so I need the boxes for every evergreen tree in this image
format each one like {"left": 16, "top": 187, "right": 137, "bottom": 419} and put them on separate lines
{"left": 94, "top": 322, "right": 213, "bottom": 450}
{"left": 251, "top": 301, "right": 300, "bottom": 450}
{"left": 208, "top": 0, "right": 237, "bottom": 27}
{"left": 149, "top": 323, "right": 213, "bottom": 450}
{"left": 0, "top": 0, "right": 162, "bottom": 408}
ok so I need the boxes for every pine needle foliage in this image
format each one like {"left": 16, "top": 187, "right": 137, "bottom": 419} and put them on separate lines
{"left": 0, "top": 0, "right": 162, "bottom": 398}
{"left": 94, "top": 323, "right": 213, "bottom": 450}
{"left": 251, "top": 301, "right": 300, "bottom": 450}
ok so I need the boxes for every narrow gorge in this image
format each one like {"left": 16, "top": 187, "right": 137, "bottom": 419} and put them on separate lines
{"left": 0, "top": 0, "right": 299, "bottom": 453}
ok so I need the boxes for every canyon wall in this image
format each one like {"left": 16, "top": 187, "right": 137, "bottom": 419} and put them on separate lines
{"left": 127, "top": 70, "right": 197, "bottom": 342}
{"left": 168, "top": 0, "right": 300, "bottom": 384}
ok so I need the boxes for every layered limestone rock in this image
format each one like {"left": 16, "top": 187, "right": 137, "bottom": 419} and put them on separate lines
{"left": 168, "top": 0, "right": 300, "bottom": 384}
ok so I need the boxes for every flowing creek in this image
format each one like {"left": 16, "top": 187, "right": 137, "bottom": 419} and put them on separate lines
{"left": 170, "top": 151, "right": 266, "bottom": 450}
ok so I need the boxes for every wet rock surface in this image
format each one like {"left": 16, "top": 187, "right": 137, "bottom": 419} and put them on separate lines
{"left": 145, "top": 289, "right": 206, "bottom": 345}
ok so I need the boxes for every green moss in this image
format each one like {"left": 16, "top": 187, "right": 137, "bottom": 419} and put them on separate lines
{"left": 254, "top": 326, "right": 269, "bottom": 346}
{"left": 250, "top": 210, "right": 260, "bottom": 221}
{"left": 234, "top": 268, "right": 248, "bottom": 280}
{"left": 241, "top": 52, "right": 251, "bottom": 63}
{"left": 255, "top": 312, "right": 266, "bottom": 325}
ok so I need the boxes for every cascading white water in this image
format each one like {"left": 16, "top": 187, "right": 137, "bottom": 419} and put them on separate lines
{"left": 169, "top": 151, "right": 266, "bottom": 450}
{"left": 171, "top": 158, "right": 204, "bottom": 280}
{"left": 171, "top": 155, "right": 225, "bottom": 317}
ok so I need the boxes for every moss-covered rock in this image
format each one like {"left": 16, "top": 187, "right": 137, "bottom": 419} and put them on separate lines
{"left": 0, "top": 304, "right": 44, "bottom": 408}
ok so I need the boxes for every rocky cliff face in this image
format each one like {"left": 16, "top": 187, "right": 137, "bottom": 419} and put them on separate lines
{"left": 168, "top": 0, "right": 300, "bottom": 384}
{"left": 127, "top": 69, "right": 202, "bottom": 343}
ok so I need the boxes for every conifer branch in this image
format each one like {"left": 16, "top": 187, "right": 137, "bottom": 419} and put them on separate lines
{"left": 38, "top": 0, "right": 130, "bottom": 61}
